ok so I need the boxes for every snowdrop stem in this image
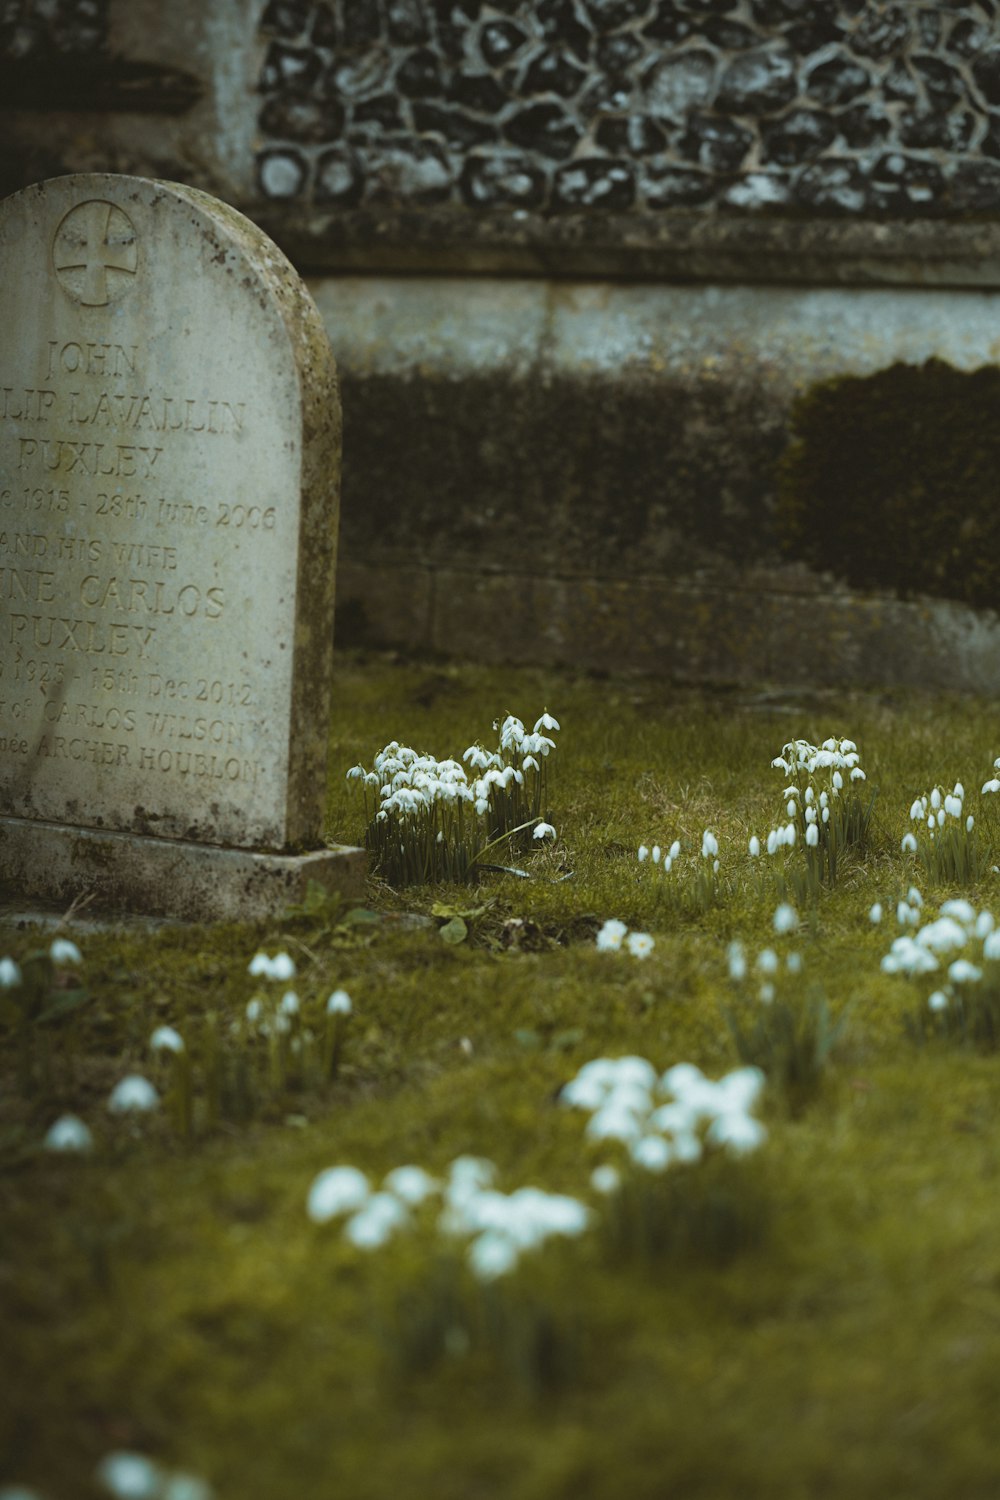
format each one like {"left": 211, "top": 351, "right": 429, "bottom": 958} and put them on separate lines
{"left": 324, "top": 1012, "right": 349, "bottom": 1083}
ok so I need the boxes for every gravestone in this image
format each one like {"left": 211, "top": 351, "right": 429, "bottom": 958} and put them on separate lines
{"left": 0, "top": 174, "right": 365, "bottom": 919}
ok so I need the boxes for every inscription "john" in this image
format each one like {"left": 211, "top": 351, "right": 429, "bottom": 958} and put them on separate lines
{"left": 45, "top": 341, "right": 137, "bottom": 379}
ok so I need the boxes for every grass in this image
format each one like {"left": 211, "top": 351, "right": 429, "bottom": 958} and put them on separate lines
{"left": 3, "top": 651, "right": 1000, "bottom": 1498}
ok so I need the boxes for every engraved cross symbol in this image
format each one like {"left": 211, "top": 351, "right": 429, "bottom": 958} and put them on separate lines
{"left": 53, "top": 200, "right": 138, "bottom": 307}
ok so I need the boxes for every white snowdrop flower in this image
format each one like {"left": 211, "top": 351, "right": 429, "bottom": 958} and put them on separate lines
{"left": 941, "top": 899, "right": 976, "bottom": 926}
{"left": 107, "top": 1076, "right": 159, "bottom": 1114}
{"left": 706, "top": 1113, "right": 767, "bottom": 1156}
{"left": 967, "top": 815, "right": 975, "bottom": 832}
{"left": 944, "top": 795, "right": 962, "bottom": 819}
{"left": 50, "top": 938, "right": 82, "bottom": 965}
{"left": 949, "top": 959, "right": 982, "bottom": 985}
{"left": 94, "top": 1451, "right": 162, "bottom": 1499}
{"left": 449, "top": 1156, "right": 496, "bottom": 1194}
{"left": 660, "top": 1062, "right": 705, "bottom": 1097}
{"left": 637, "top": 844, "right": 649, "bottom": 862}
{"left": 937, "top": 809, "right": 946, "bottom": 829}
{"left": 614, "top": 1056, "right": 658, "bottom": 1089}
{"left": 869, "top": 903, "right": 883, "bottom": 924}
{"left": 901, "top": 832, "right": 918, "bottom": 853}
{"left": 717, "top": 1066, "right": 765, "bottom": 1114}
{"left": 307, "top": 1165, "right": 370, "bottom": 1223}
{"left": 270, "top": 952, "right": 295, "bottom": 981}
{"left": 326, "top": 989, "right": 352, "bottom": 1016}
{"left": 975, "top": 911, "right": 995, "bottom": 939}
{"left": 468, "top": 1230, "right": 519, "bottom": 1280}
{"left": 701, "top": 830, "right": 719, "bottom": 859}
{"left": 596, "top": 919, "right": 628, "bottom": 952}
{"left": 786, "top": 799, "right": 796, "bottom": 818}
{"left": 625, "top": 931, "right": 655, "bottom": 960}
{"left": 896, "top": 902, "right": 915, "bottom": 927}
{"left": 766, "top": 829, "right": 779, "bottom": 856}
{"left": 560, "top": 1074, "right": 610, "bottom": 1111}
{"left": 475, "top": 797, "right": 489, "bottom": 817}
{"left": 248, "top": 953, "right": 270, "bottom": 977}
{"left": 605, "top": 1079, "right": 652, "bottom": 1117}
{"left": 784, "top": 822, "right": 797, "bottom": 847}
{"left": 850, "top": 767, "right": 866, "bottom": 781}
{"left": 533, "top": 822, "right": 556, "bottom": 840}
{"left": 345, "top": 1192, "right": 409, "bottom": 1250}
{"left": 669, "top": 840, "right": 681, "bottom": 860}
{"left": 928, "top": 990, "right": 949, "bottom": 1012}
{"left": 534, "top": 711, "right": 560, "bottom": 733}
{"left": 590, "top": 1164, "right": 621, "bottom": 1194}
{"left": 881, "top": 938, "right": 939, "bottom": 977}
{"left": 631, "top": 1135, "right": 672, "bottom": 1172}
{"left": 150, "top": 1026, "right": 184, "bottom": 1055}
{"left": 384, "top": 1166, "right": 439, "bottom": 1206}
{"left": 931, "top": 788, "right": 942, "bottom": 811}
{"left": 280, "top": 991, "right": 300, "bottom": 1016}
{"left": 954, "top": 781, "right": 965, "bottom": 798}
{"left": 983, "top": 930, "right": 1000, "bottom": 961}
{"left": 982, "top": 778, "right": 1000, "bottom": 795}
{"left": 0, "top": 957, "right": 22, "bottom": 988}
{"left": 713, "top": 858, "right": 720, "bottom": 875}
{"left": 822, "top": 806, "right": 830, "bottom": 824}
{"left": 805, "top": 822, "right": 819, "bottom": 847}
{"left": 916, "top": 917, "right": 966, "bottom": 953}
{"left": 663, "top": 856, "right": 673, "bottom": 873}
{"left": 586, "top": 1104, "right": 642, "bottom": 1144}
{"left": 163, "top": 1476, "right": 214, "bottom": 1500}
{"left": 804, "top": 805, "right": 817, "bottom": 825}
{"left": 651, "top": 845, "right": 661, "bottom": 864}
{"left": 819, "top": 790, "right": 829, "bottom": 809}
{"left": 44, "top": 1114, "right": 94, "bottom": 1153}
{"left": 649, "top": 1102, "right": 695, "bottom": 1135}
{"left": 671, "top": 1131, "right": 703, "bottom": 1164}
{"left": 907, "top": 887, "right": 923, "bottom": 908}
{"left": 909, "top": 799, "right": 924, "bottom": 821}
{"left": 748, "top": 836, "right": 760, "bottom": 857}
{"left": 273, "top": 1013, "right": 291, "bottom": 1036}
{"left": 245, "top": 998, "right": 262, "bottom": 1023}
{"left": 727, "top": 941, "right": 747, "bottom": 982}
{"left": 757, "top": 948, "right": 779, "bottom": 975}
{"left": 832, "top": 771, "right": 843, "bottom": 792}
{"left": 787, "top": 952, "right": 802, "bottom": 974}
{"left": 773, "top": 903, "right": 798, "bottom": 935}
{"left": 759, "top": 982, "right": 776, "bottom": 1004}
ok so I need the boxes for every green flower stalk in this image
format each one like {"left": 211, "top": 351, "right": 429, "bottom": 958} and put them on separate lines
{"left": 324, "top": 989, "right": 352, "bottom": 1082}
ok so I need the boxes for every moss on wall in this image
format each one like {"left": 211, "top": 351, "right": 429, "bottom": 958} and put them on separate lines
{"left": 775, "top": 359, "right": 1000, "bottom": 612}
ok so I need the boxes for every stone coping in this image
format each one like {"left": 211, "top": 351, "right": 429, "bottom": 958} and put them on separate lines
{"left": 1, "top": 817, "right": 366, "bottom": 923}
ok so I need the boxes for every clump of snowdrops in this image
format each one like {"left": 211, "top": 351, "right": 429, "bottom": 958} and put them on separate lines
{"left": 633, "top": 830, "right": 724, "bottom": 915}
{"left": 901, "top": 782, "right": 980, "bottom": 885}
{"left": 764, "top": 736, "right": 875, "bottom": 891}
{"left": 722, "top": 904, "right": 844, "bottom": 1114}
{"left": 347, "top": 711, "right": 559, "bottom": 886}
{"left": 881, "top": 897, "right": 1000, "bottom": 1048}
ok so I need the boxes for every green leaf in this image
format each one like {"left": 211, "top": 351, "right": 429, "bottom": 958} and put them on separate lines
{"left": 514, "top": 1028, "right": 541, "bottom": 1050}
{"left": 340, "top": 908, "right": 383, "bottom": 927}
{"left": 438, "top": 917, "right": 468, "bottom": 945}
{"left": 551, "top": 1027, "right": 585, "bottom": 1052}
{"left": 431, "top": 900, "right": 492, "bottom": 921}
{"left": 37, "top": 986, "right": 91, "bottom": 1025}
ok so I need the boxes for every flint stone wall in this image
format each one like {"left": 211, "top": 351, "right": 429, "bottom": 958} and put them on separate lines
{"left": 7, "top": 2, "right": 1000, "bottom": 690}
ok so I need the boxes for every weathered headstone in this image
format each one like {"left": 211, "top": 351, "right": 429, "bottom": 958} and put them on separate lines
{"left": 0, "top": 174, "right": 365, "bottom": 919}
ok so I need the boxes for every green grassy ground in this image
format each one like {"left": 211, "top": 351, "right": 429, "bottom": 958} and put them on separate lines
{"left": 4, "top": 652, "right": 1000, "bottom": 1499}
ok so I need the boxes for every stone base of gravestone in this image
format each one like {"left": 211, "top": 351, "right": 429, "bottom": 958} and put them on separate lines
{"left": 0, "top": 174, "right": 364, "bottom": 920}
{"left": 0, "top": 817, "right": 365, "bottom": 922}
